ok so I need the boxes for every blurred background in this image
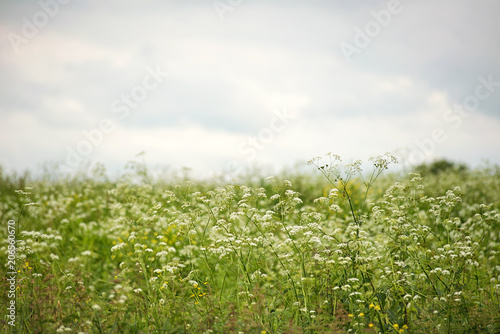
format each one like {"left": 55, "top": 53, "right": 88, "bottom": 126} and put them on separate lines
{"left": 1, "top": 0, "right": 499, "bottom": 180}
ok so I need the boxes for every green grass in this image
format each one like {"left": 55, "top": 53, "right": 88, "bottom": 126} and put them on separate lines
{"left": 1, "top": 154, "right": 499, "bottom": 333}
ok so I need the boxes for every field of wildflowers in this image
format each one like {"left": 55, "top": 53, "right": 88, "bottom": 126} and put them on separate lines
{"left": 1, "top": 154, "right": 500, "bottom": 333}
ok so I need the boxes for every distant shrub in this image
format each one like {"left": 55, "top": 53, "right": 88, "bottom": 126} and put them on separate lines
{"left": 414, "top": 159, "right": 467, "bottom": 176}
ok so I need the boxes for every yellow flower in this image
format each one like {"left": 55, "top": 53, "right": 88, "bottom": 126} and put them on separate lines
{"left": 368, "top": 323, "right": 374, "bottom": 328}
{"left": 261, "top": 331, "right": 266, "bottom": 334}
{"left": 393, "top": 324, "right": 399, "bottom": 330}
{"left": 369, "top": 303, "right": 374, "bottom": 308}
{"left": 348, "top": 314, "right": 354, "bottom": 317}
{"left": 358, "top": 312, "right": 365, "bottom": 317}
{"left": 402, "top": 325, "right": 408, "bottom": 330}
{"left": 374, "top": 305, "right": 381, "bottom": 311}
{"left": 195, "top": 302, "right": 199, "bottom": 305}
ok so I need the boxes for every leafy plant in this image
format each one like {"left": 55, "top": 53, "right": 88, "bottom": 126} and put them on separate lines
{"left": 1, "top": 154, "right": 499, "bottom": 333}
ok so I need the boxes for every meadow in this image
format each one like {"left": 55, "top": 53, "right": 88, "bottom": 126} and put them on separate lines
{"left": 1, "top": 153, "right": 500, "bottom": 333}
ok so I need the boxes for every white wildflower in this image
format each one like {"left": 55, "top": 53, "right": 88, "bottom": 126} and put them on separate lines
{"left": 111, "top": 243, "right": 126, "bottom": 252}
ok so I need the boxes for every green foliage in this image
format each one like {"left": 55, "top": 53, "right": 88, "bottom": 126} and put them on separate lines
{"left": 414, "top": 159, "right": 468, "bottom": 176}
{"left": 1, "top": 155, "right": 499, "bottom": 333}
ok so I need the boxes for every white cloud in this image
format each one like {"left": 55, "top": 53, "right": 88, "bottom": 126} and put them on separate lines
{"left": 0, "top": 0, "right": 499, "bottom": 177}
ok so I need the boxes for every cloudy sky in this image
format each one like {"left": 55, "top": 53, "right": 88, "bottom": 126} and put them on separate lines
{"left": 1, "top": 0, "right": 499, "bottom": 179}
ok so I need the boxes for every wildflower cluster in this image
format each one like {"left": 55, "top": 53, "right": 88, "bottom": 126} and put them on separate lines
{"left": 1, "top": 155, "right": 499, "bottom": 333}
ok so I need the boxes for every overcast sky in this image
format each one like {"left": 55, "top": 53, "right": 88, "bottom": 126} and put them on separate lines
{"left": 1, "top": 0, "right": 499, "bottom": 179}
